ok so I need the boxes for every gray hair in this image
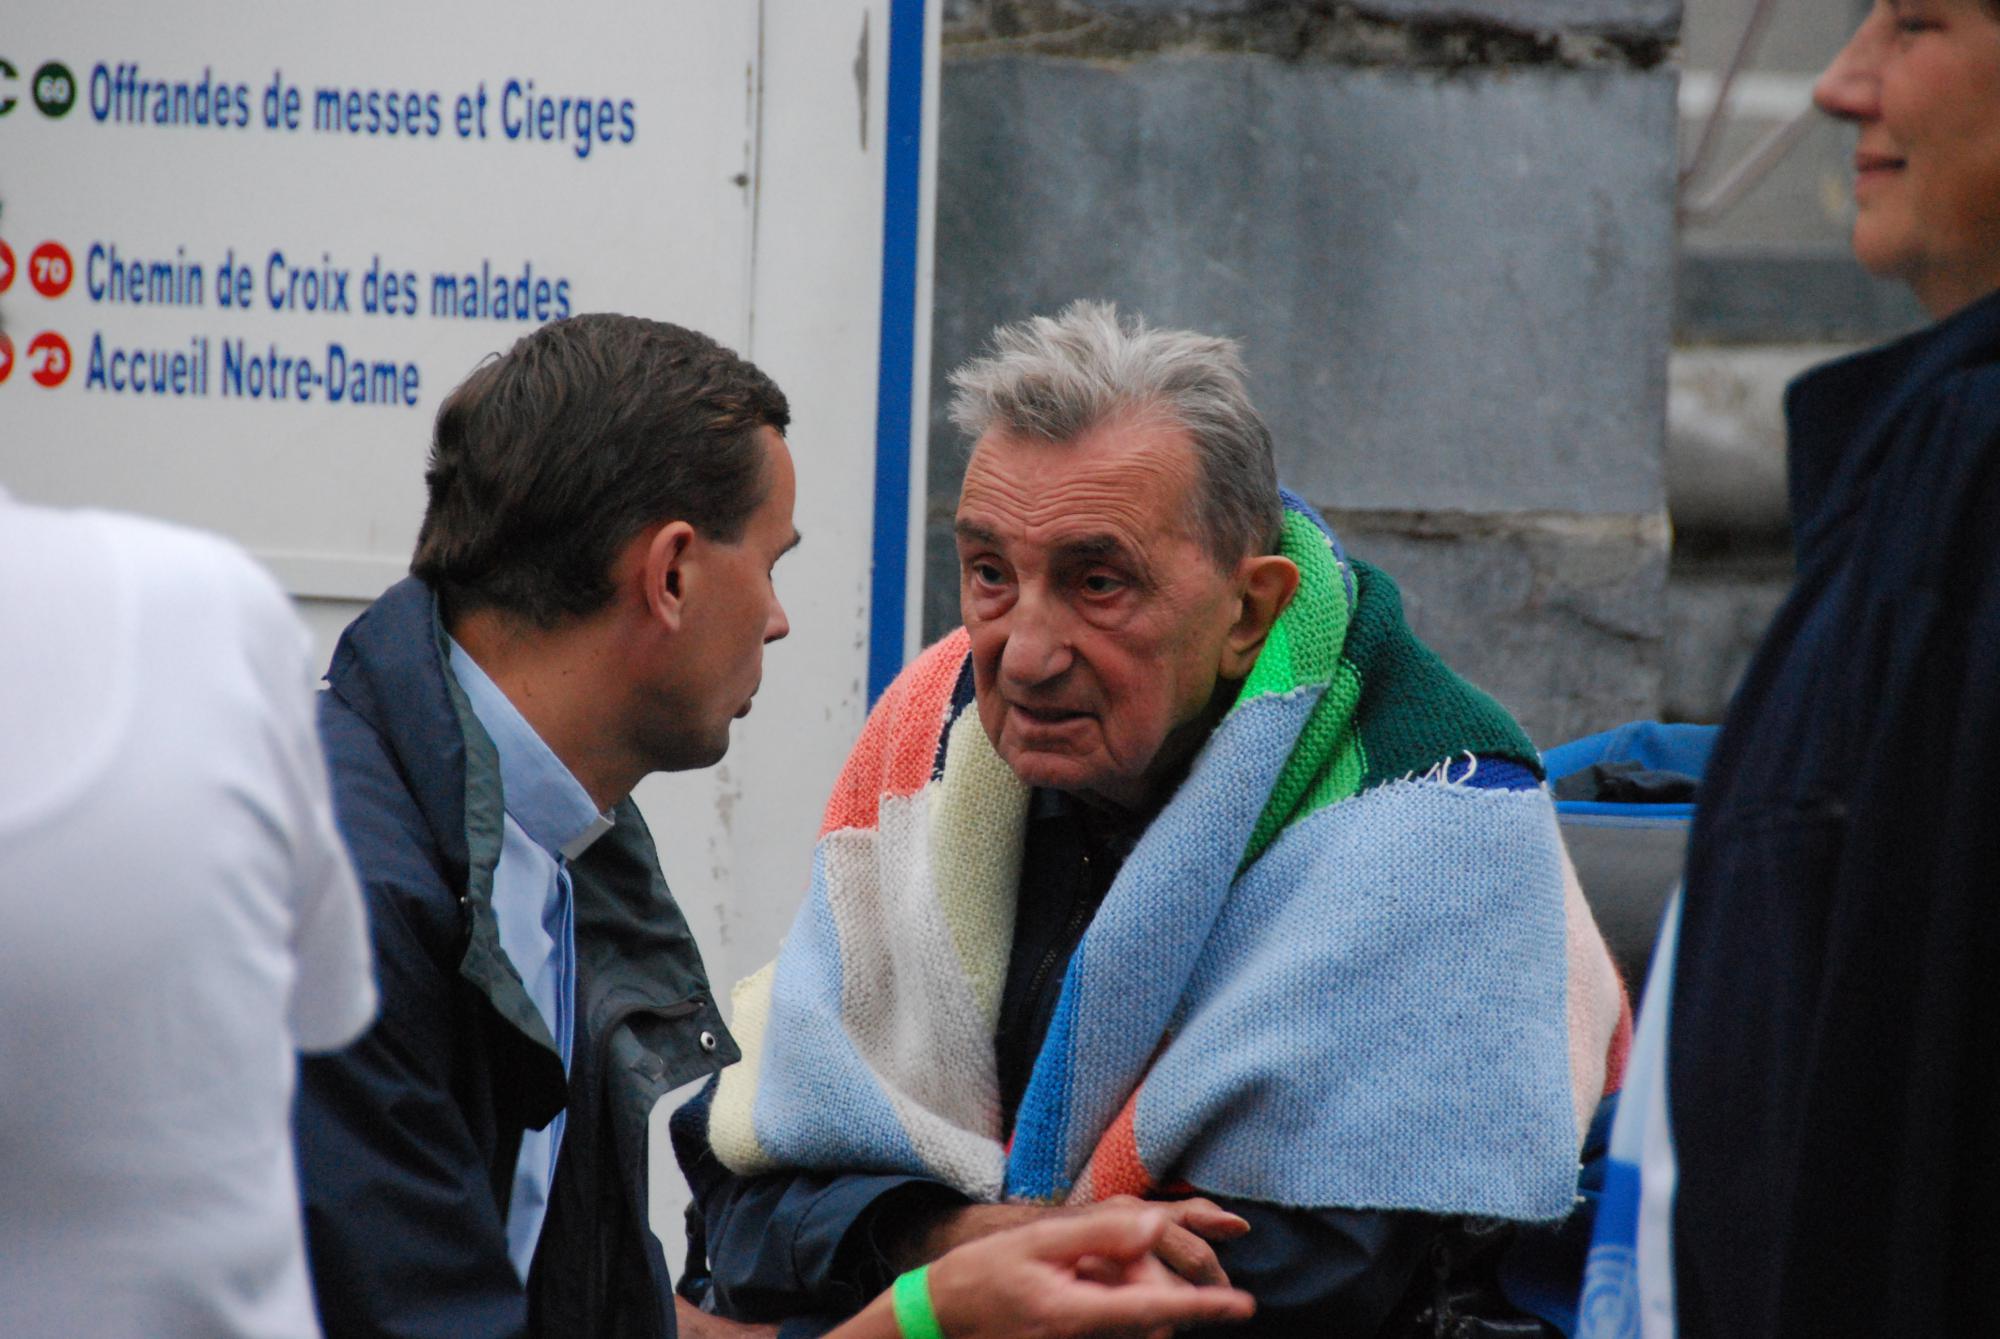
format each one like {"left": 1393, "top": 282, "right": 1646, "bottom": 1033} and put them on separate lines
{"left": 947, "top": 301, "right": 1282, "bottom": 564}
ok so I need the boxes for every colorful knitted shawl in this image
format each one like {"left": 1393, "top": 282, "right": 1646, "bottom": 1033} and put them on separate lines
{"left": 712, "top": 495, "right": 1627, "bottom": 1220}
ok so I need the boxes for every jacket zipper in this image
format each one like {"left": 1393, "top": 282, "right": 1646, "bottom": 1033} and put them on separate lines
{"left": 1022, "top": 852, "right": 1092, "bottom": 1013}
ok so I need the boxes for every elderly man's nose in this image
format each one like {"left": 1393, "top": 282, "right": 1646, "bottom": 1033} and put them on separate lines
{"left": 1814, "top": 11, "right": 1885, "bottom": 122}
{"left": 999, "top": 599, "right": 1073, "bottom": 685}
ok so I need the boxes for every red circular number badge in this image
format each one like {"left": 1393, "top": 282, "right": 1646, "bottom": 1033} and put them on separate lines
{"left": 0, "top": 332, "right": 14, "bottom": 385}
{"left": 29, "top": 241, "right": 73, "bottom": 299}
{"left": 28, "top": 331, "right": 72, "bottom": 388}
{"left": 0, "top": 239, "right": 15, "bottom": 295}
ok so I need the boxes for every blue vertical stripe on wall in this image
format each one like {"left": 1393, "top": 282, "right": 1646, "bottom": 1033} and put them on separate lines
{"left": 867, "top": 0, "right": 926, "bottom": 704}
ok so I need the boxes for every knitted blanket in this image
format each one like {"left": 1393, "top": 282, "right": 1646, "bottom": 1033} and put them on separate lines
{"left": 712, "top": 495, "right": 1627, "bottom": 1220}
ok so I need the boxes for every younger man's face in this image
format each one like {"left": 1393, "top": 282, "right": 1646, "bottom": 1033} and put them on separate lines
{"left": 647, "top": 427, "right": 800, "bottom": 770}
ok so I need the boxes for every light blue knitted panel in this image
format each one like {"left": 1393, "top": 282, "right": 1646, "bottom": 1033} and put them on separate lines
{"left": 1131, "top": 780, "right": 1578, "bottom": 1220}
{"left": 1033, "top": 688, "right": 1323, "bottom": 1186}
{"left": 754, "top": 848, "right": 923, "bottom": 1172}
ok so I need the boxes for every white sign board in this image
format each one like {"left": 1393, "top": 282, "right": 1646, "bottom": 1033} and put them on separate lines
{"left": 1, "top": 0, "right": 939, "bottom": 1273}
{"left": 1, "top": 4, "right": 766, "bottom": 592}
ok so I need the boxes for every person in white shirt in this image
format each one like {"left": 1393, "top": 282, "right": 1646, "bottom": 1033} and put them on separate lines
{"left": 0, "top": 486, "right": 376, "bottom": 1338}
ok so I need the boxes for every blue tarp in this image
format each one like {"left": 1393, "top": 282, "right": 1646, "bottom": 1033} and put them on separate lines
{"left": 1542, "top": 721, "right": 1718, "bottom": 823}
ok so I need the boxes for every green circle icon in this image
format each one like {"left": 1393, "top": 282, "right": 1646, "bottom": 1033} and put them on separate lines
{"left": 33, "top": 61, "right": 76, "bottom": 119}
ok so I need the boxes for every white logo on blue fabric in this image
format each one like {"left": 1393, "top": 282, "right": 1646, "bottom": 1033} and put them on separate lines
{"left": 1578, "top": 1243, "right": 1641, "bottom": 1339}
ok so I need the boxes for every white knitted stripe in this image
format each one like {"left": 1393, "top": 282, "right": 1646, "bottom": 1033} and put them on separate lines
{"left": 709, "top": 961, "right": 777, "bottom": 1172}
{"left": 926, "top": 708, "right": 1028, "bottom": 1031}
{"left": 824, "top": 798, "right": 1006, "bottom": 1198}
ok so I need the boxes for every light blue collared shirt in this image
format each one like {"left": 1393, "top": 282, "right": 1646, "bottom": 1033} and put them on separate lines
{"left": 448, "top": 640, "right": 614, "bottom": 1282}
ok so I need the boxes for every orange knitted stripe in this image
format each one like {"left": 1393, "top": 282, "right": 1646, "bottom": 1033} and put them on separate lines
{"left": 1073, "top": 1088, "right": 1152, "bottom": 1204}
{"left": 818, "top": 630, "right": 971, "bottom": 837}
{"left": 1603, "top": 994, "right": 1635, "bottom": 1096}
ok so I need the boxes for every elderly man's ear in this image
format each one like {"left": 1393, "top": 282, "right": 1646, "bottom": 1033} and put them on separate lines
{"left": 1219, "top": 554, "right": 1302, "bottom": 680}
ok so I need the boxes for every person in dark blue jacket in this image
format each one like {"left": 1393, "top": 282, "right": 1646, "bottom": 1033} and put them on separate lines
{"left": 1672, "top": 3, "right": 2000, "bottom": 1333}
{"left": 298, "top": 314, "right": 797, "bottom": 1339}
{"left": 297, "top": 313, "right": 1256, "bottom": 1339}
{"left": 1579, "top": 3, "right": 2000, "bottom": 1335}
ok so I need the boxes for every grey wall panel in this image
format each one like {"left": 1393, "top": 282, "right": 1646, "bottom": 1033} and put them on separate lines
{"left": 929, "top": 56, "right": 1675, "bottom": 516}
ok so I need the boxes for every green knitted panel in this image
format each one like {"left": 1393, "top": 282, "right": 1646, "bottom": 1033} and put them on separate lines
{"left": 1239, "top": 615, "right": 1296, "bottom": 713}
{"left": 1290, "top": 660, "right": 1367, "bottom": 825}
{"left": 1235, "top": 533, "right": 1539, "bottom": 874}
{"left": 1237, "top": 511, "right": 1355, "bottom": 866}
{"left": 1340, "top": 561, "right": 1541, "bottom": 788}
{"left": 1234, "top": 510, "right": 1347, "bottom": 709}
{"left": 1239, "top": 658, "right": 1368, "bottom": 872}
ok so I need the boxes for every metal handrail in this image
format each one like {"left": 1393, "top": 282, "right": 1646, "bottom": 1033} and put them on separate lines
{"left": 1676, "top": 0, "right": 1822, "bottom": 228}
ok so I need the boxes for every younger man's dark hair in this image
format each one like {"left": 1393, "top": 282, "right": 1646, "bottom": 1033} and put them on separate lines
{"left": 412, "top": 314, "right": 789, "bottom": 627}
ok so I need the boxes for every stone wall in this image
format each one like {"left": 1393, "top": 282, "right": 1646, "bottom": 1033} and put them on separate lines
{"left": 923, "top": 0, "right": 1682, "bottom": 749}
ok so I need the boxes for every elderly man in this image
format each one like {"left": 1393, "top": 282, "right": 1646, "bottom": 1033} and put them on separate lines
{"left": 678, "top": 302, "right": 1628, "bottom": 1336}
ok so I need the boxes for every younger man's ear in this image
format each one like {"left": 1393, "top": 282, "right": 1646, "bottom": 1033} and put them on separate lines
{"left": 1218, "top": 554, "right": 1301, "bottom": 680}
{"left": 639, "top": 521, "right": 698, "bottom": 631}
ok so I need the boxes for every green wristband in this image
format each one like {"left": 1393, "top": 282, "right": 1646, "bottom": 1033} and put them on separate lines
{"left": 891, "top": 1265, "right": 946, "bottom": 1339}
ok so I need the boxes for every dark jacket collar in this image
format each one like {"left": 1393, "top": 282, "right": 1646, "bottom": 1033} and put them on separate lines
{"left": 325, "top": 578, "right": 738, "bottom": 1112}
{"left": 325, "top": 576, "right": 557, "bottom": 1097}
{"left": 324, "top": 575, "right": 484, "bottom": 879}
{"left": 1785, "top": 286, "right": 2000, "bottom": 556}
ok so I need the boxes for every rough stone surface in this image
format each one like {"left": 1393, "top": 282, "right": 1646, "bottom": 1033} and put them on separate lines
{"left": 922, "top": 35, "right": 1679, "bottom": 739}
{"left": 927, "top": 55, "right": 1675, "bottom": 523}
{"left": 1677, "top": 251, "right": 1929, "bottom": 345}
{"left": 1663, "top": 563, "right": 1791, "bottom": 724}
{"left": 943, "top": 0, "right": 1682, "bottom": 41}
{"left": 1326, "top": 510, "right": 1669, "bottom": 749}
{"left": 1340, "top": 0, "right": 1680, "bottom": 35}
{"left": 1666, "top": 344, "right": 1845, "bottom": 538}
{"left": 1656, "top": 346, "right": 1816, "bottom": 724}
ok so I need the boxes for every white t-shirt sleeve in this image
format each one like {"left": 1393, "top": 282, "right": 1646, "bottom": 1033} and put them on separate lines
{"left": 260, "top": 589, "right": 377, "bottom": 1052}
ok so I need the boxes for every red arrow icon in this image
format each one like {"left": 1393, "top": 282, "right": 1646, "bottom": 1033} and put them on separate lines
{"left": 28, "top": 331, "right": 72, "bottom": 388}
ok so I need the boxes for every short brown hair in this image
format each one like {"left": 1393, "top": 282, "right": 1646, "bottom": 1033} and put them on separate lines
{"left": 412, "top": 314, "right": 789, "bottom": 627}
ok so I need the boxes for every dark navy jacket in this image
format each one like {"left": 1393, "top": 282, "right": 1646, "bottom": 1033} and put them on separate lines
{"left": 297, "top": 577, "right": 740, "bottom": 1339}
{"left": 1670, "top": 290, "right": 2000, "bottom": 1335}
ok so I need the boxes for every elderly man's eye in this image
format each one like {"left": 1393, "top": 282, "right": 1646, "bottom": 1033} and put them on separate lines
{"left": 1890, "top": 1, "right": 1941, "bottom": 32}
{"left": 1081, "top": 572, "right": 1125, "bottom": 596}
{"left": 970, "top": 560, "right": 1006, "bottom": 585}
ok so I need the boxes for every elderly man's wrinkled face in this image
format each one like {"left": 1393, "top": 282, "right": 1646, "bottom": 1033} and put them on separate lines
{"left": 955, "top": 417, "right": 1249, "bottom": 811}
